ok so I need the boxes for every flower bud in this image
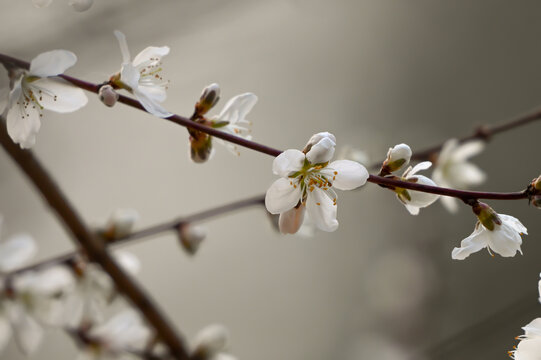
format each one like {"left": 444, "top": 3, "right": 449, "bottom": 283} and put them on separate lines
{"left": 193, "top": 324, "right": 229, "bottom": 359}
{"left": 69, "top": 0, "right": 93, "bottom": 11}
{"left": 190, "top": 133, "right": 214, "bottom": 163}
{"left": 102, "top": 208, "right": 140, "bottom": 240}
{"left": 195, "top": 83, "right": 221, "bottom": 116}
{"left": 178, "top": 224, "right": 207, "bottom": 255}
{"left": 472, "top": 202, "right": 501, "bottom": 231}
{"left": 98, "top": 85, "right": 119, "bottom": 107}
{"left": 533, "top": 175, "right": 541, "bottom": 191}
{"left": 302, "top": 132, "right": 336, "bottom": 154}
{"left": 380, "top": 143, "right": 412, "bottom": 175}
{"left": 278, "top": 205, "right": 306, "bottom": 234}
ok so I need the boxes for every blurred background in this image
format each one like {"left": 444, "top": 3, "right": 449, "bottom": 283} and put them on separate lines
{"left": 1, "top": 0, "right": 541, "bottom": 359}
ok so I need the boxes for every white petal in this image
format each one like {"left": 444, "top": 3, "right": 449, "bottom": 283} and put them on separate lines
{"left": 265, "top": 178, "right": 301, "bottom": 214}
{"left": 403, "top": 175, "right": 439, "bottom": 210}
{"left": 213, "top": 354, "right": 238, "bottom": 360}
{"left": 388, "top": 143, "right": 412, "bottom": 164}
{"left": 514, "top": 337, "right": 541, "bottom": 360}
{"left": 216, "top": 93, "right": 257, "bottom": 124}
{"left": 114, "top": 30, "right": 131, "bottom": 64}
{"left": 305, "top": 132, "right": 336, "bottom": 149}
{"left": 451, "top": 224, "right": 488, "bottom": 260}
{"left": 488, "top": 223, "right": 522, "bottom": 257}
{"left": 436, "top": 138, "right": 458, "bottom": 166}
{"left": 523, "top": 318, "right": 541, "bottom": 337}
{"left": 114, "top": 251, "right": 140, "bottom": 275}
{"left": 91, "top": 310, "right": 150, "bottom": 351}
{"left": 272, "top": 149, "right": 305, "bottom": 177}
{"left": 106, "top": 208, "right": 140, "bottom": 238}
{"left": 31, "top": 78, "right": 88, "bottom": 113}
{"left": 445, "top": 162, "right": 486, "bottom": 187}
{"left": 193, "top": 324, "right": 229, "bottom": 355}
{"left": 500, "top": 214, "right": 528, "bottom": 235}
{"left": 440, "top": 196, "right": 459, "bottom": 214}
{"left": 451, "top": 140, "right": 485, "bottom": 162}
{"left": 29, "top": 50, "right": 77, "bottom": 78}
{"left": 68, "top": 0, "right": 93, "bottom": 11}
{"left": 0, "top": 234, "right": 37, "bottom": 272}
{"left": 278, "top": 205, "right": 306, "bottom": 235}
{"left": 306, "top": 187, "right": 338, "bottom": 232}
{"left": 6, "top": 302, "right": 43, "bottom": 355}
{"left": 133, "top": 46, "right": 170, "bottom": 67}
{"left": 134, "top": 88, "right": 172, "bottom": 118}
{"left": 7, "top": 101, "right": 41, "bottom": 149}
{"left": 328, "top": 160, "right": 368, "bottom": 190}
{"left": 306, "top": 137, "right": 335, "bottom": 164}
{"left": 7, "top": 77, "right": 23, "bottom": 112}
{"left": 0, "top": 314, "right": 12, "bottom": 354}
{"left": 32, "top": 0, "right": 53, "bottom": 7}
{"left": 120, "top": 63, "right": 140, "bottom": 90}
{"left": 404, "top": 204, "right": 420, "bottom": 215}
{"left": 407, "top": 161, "right": 432, "bottom": 176}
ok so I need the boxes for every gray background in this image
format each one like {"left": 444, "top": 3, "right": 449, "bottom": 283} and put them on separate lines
{"left": 1, "top": 1, "right": 541, "bottom": 359}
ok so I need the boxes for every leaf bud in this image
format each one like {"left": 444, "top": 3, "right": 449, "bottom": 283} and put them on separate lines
{"left": 190, "top": 132, "right": 214, "bottom": 163}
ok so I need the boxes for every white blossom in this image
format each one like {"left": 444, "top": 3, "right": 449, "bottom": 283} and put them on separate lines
{"left": 102, "top": 208, "right": 140, "bottom": 239}
{"left": 509, "top": 318, "right": 541, "bottom": 359}
{"left": 395, "top": 161, "right": 439, "bottom": 215}
{"left": 178, "top": 224, "right": 207, "bottom": 255}
{"left": 433, "top": 139, "right": 486, "bottom": 213}
{"left": 77, "top": 309, "right": 151, "bottom": 360}
{"left": 65, "top": 251, "right": 141, "bottom": 327}
{"left": 113, "top": 31, "right": 172, "bottom": 118}
{"left": 452, "top": 214, "right": 527, "bottom": 260}
{"left": 210, "top": 92, "right": 258, "bottom": 156}
{"left": 382, "top": 143, "right": 412, "bottom": 173}
{"left": 265, "top": 132, "right": 368, "bottom": 233}
{"left": 192, "top": 324, "right": 237, "bottom": 360}
{"left": 6, "top": 50, "right": 88, "bottom": 148}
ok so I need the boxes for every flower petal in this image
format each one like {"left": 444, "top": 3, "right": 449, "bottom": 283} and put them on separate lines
{"left": 216, "top": 93, "right": 258, "bottom": 125}
{"left": 278, "top": 205, "right": 306, "bottom": 235}
{"left": 120, "top": 63, "right": 140, "bottom": 90}
{"left": 523, "top": 318, "right": 541, "bottom": 337}
{"left": 29, "top": 50, "right": 77, "bottom": 78}
{"left": 306, "top": 187, "right": 338, "bottom": 232}
{"left": 499, "top": 214, "right": 527, "bottom": 235}
{"left": 407, "top": 161, "right": 432, "bottom": 176}
{"left": 114, "top": 30, "right": 131, "bottom": 64}
{"left": 0, "top": 314, "right": 12, "bottom": 354}
{"left": 114, "top": 251, "right": 140, "bottom": 275}
{"left": 451, "top": 140, "right": 485, "bottom": 162}
{"left": 7, "top": 101, "right": 41, "bottom": 149}
{"left": 68, "top": 0, "right": 94, "bottom": 11}
{"left": 133, "top": 46, "right": 170, "bottom": 67}
{"left": 451, "top": 224, "right": 488, "bottom": 260}
{"left": 272, "top": 149, "right": 305, "bottom": 177}
{"left": 31, "top": 78, "right": 88, "bottom": 113}
{"left": 328, "top": 160, "right": 368, "bottom": 190}
{"left": 0, "top": 234, "right": 37, "bottom": 272}
{"left": 265, "top": 178, "right": 301, "bottom": 214}
{"left": 306, "top": 137, "right": 335, "bottom": 164}
{"left": 403, "top": 175, "right": 439, "bottom": 211}
{"left": 488, "top": 223, "right": 522, "bottom": 257}
{"left": 134, "top": 88, "right": 172, "bottom": 118}
{"left": 6, "top": 301, "right": 43, "bottom": 355}
{"left": 440, "top": 195, "right": 459, "bottom": 214}
{"left": 445, "top": 162, "right": 486, "bottom": 187}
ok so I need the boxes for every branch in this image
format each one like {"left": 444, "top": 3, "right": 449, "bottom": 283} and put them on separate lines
{"left": 9, "top": 194, "right": 266, "bottom": 276}
{"left": 0, "top": 114, "right": 190, "bottom": 360}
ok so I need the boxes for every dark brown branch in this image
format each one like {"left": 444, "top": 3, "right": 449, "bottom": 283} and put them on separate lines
{"left": 0, "top": 114, "right": 190, "bottom": 360}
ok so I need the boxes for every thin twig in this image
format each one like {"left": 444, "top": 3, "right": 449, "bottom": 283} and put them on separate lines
{"left": 0, "top": 114, "right": 190, "bottom": 360}
{"left": 9, "top": 194, "right": 266, "bottom": 276}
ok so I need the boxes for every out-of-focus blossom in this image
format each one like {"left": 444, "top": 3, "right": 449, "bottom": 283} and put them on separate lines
{"left": 112, "top": 31, "right": 172, "bottom": 118}
{"left": 265, "top": 132, "right": 368, "bottom": 233}
{"left": 338, "top": 145, "right": 370, "bottom": 166}
{"left": 69, "top": 0, "right": 93, "bottom": 11}
{"left": 101, "top": 208, "right": 140, "bottom": 240}
{"left": 6, "top": 50, "right": 87, "bottom": 148}
{"left": 178, "top": 224, "right": 207, "bottom": 255}
{"left": 192, "top": 324, "right": 237, "bottom": 360}
{"left": 76, "top": 309, "right": 151, "bottom": 360}
{"left": 433, "top": 139, "right": 486, "bottom": 213}
{"left": 394, "top": 161, "right": 439, "bottom": 215}
{"left": 65, "top": 251, "right": 141, "bottom": 327}
{"left": 452, "top": 205, "right": 527, "bottom": 260}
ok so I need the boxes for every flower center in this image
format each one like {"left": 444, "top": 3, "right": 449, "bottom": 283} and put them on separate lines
{"left": 290, "top": 162, "right": 338, "bottom": 206}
